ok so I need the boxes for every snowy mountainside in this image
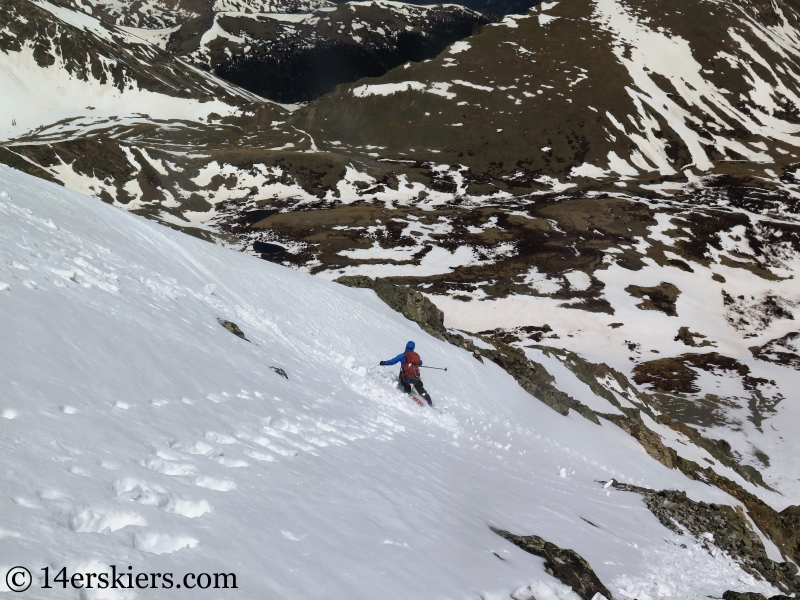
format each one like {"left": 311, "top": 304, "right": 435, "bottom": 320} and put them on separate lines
{"left": 1, "top": 164, "right": 798, "bottom": 598}
{"left": 0, "top": 0, "right": 488, "bottom": 228}
{"left": 0, "top": 0, "right": 262, "bottom": 143}
{"left": 60, "top": 0, "right": 332, "bottom": 28}
{"left": 295, "top": 0, "right": 800, "bottom": 194}
{"left": 0, "top": 0, "right": 308, "bottom": 231}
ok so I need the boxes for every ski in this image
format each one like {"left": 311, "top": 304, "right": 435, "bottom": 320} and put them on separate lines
{"left": 410, "top": 393, "right": 443, "bottom": 414}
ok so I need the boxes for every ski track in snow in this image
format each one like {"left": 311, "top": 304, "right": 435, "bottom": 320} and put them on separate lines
{"left": 0, "top": 165, "right": 785, "bottom": 599}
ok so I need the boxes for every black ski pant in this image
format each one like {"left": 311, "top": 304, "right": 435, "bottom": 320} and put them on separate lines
{"left": 400, "top": 378, "right": 432, "bottom": 405}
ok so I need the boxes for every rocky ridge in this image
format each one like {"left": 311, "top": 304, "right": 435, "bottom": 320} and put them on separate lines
{"left": 610, "top": 482, "right": 800, "bottom": 597}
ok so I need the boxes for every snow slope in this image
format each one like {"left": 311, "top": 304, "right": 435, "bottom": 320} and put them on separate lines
{"left": 0, "top": 164, "right": 785, "bottom": 599}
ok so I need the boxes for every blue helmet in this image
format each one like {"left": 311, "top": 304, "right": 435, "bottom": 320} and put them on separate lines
{"left": 405, "top": 341, "right": 415, "bottom": 352}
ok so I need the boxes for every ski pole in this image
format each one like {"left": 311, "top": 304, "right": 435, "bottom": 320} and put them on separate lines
{"left": 420, "top": 366, "right": 447, "bottom": 371}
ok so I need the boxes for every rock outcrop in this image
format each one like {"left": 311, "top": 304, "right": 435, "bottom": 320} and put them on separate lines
{"left": 491, "top": 527, "right": 613, "bottom": 600}
{"left": 334, "top": 275, "right": 445, "bottom": 336}
{"left": 610, "top": 482, "right": 800, "bottom": 596}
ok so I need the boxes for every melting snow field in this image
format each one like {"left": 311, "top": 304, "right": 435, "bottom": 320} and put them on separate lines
{"left": 0, "top": 165, "right": 785, "bottom": 598}
{"left": 590, "top": 0, "right": 800, "bottom": 175}
{"left": 432, "top": 216, "right": 800, "bottom": 502}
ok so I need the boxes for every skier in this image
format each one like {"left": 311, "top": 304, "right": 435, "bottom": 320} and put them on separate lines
{"left": 380, "top": 341, "right": 433, "bottom": 406}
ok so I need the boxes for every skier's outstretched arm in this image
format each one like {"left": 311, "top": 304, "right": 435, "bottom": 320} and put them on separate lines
{"left": 380, "top": 353, "right": 405, "bottom": 366}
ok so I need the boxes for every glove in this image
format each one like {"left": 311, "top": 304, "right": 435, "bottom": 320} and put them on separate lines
{"left": 379, "top": 361, "right": 386, "bottom": 366}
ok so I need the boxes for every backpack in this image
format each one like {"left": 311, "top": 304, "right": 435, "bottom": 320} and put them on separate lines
{"left": 402, "top": 351, "right": 421, "bottom": 381}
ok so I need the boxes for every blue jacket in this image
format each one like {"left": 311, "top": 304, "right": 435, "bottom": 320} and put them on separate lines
{"left": 384, "top": 342, "right": 422, "bottom": 382}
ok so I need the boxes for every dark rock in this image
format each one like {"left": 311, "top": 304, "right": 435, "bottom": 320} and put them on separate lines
{"left": 535, "top": 346, "right": 630, "bottom": 411}
{"left": 674, "top": 326, "right": 715, "bottom": 348}
{"left": 722, "top": 591, "right": 792, "bottom": 600}
{"left": 625, "top": 282, "right": 681, "bottom": 316}
{"left": 667, "top": 258, "right": 694, "bottom": 272}
{"left": 478, "top": 324, "right": 553, "bottom": 344}
{"left": 270, "top": 366, "right": 289, "bottom": 379}
{"left": 527, "top": 349, "right": 764, "bottom": 480}
{"left": 218, "top": 318, "right": 248, "bottom": 341}
{"left": 491, "top": 527, "right": 614, "bottom": 600}
{"left": 724, "top": 292, "right": 795, "bottom": 332}
{"left": 779, "top": 505, "right": 800, "bottom": 561}
{"left": 723, "top": 593, "right": 768, "bottom": 600}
